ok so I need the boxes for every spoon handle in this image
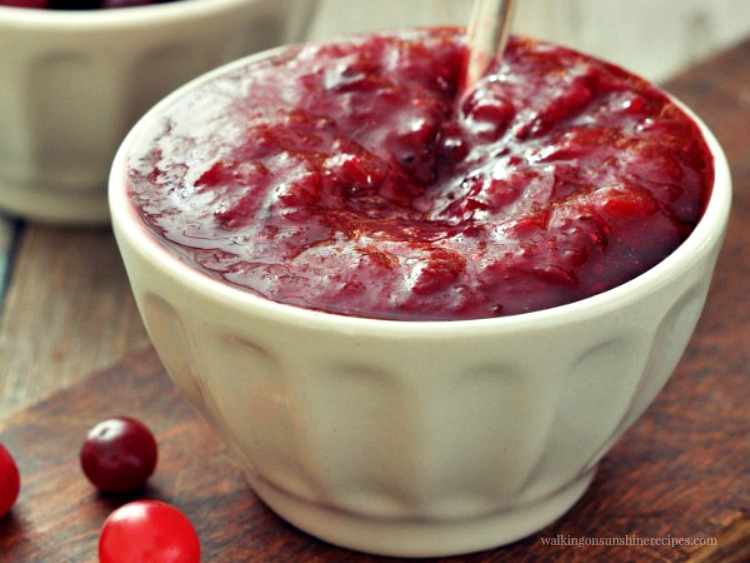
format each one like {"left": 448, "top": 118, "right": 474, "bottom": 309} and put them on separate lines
{"left": 464, "top": 0, "right": 517, "bottom": 89}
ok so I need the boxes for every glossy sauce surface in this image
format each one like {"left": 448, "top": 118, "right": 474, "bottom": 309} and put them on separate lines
{"left": 128, "top": 29, "right": 713, "bottom": 320}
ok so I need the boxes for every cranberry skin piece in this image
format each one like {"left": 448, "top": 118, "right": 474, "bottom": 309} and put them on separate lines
{"left": 80, "top": 417, "right": 158, "bottom": 494}
{"left": 99, "top": 500, "right": 201, "bottom": 563}
{"left": 461, "top": 84, "right": 515, "bottom": 142}
{"left": 0, "top": 443, "right": 20, "bottom": 518}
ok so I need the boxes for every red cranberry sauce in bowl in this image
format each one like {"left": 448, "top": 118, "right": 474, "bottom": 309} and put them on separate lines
{"left": 127, "top": 28, "right": 713, "bottom": 321}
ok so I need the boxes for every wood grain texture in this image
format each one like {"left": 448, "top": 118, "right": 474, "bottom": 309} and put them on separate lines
{"left": 0, "top": 217, "right": 15, "bottom": 296}
{"left": 0, "top": 315, "right": 747, "bottom": 562}
{"left": 0, "top": 225, "right": 150, "bottom": 419}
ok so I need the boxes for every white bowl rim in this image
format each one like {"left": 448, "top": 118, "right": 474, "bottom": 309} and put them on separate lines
{"left": 0, "top": 0, "right": 267, "bottom": 28}
{"left": 109, "top": 38, "right": 733, "bottom": 336}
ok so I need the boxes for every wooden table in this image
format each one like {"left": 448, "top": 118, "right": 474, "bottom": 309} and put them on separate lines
{"left": 0, "top": 37, "right": 749, "bottom": 562}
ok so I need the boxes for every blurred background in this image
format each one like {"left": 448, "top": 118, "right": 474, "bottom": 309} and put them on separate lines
{"left": 308, "top": 0, "right": 750, "bottom": 82}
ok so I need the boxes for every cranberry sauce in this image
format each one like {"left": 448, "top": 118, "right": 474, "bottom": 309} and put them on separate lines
{"left": 128, "top": 28, "right": 713, "bottom": 320}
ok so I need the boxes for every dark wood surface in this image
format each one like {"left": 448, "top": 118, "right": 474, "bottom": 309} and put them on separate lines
{"left": 0, "top": 321, "right": 748, "bottom": 562}
{"left": 0, "top": 225, "right": 150, "bottom": 419}
{"left": 0, "top": 36, "right": 749, "bottom": 562}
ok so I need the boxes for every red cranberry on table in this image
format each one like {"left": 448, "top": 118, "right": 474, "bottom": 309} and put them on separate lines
{"left": 0, "top": 443, "right": 20, "bottom": 518}
{"left": 80, "top": 416, "right": 158, "bottom": 494}
{"left": 99, "top": 500, "right": 201, "bottom": 563}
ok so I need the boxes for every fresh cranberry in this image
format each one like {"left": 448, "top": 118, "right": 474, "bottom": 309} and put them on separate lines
{"left": 99, "top": 500, "right": 200, "bottom": 563}
{"left": 80, "top": 417, "right": 158, "bottom": 494}
{"left": 0, "top": 443, "right": 20, "bottom": 518}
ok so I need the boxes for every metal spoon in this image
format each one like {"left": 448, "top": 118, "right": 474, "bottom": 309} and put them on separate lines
{"left": 463, "top": 0, "right": 518, "bottom": 90}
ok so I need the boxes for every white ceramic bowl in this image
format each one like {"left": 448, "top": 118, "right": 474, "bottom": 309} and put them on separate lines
{"left": 0, "top": 0, "right": 316, "bottom": 224}
{"left": 109, "top": 39, "right": 732, "bottom": 557}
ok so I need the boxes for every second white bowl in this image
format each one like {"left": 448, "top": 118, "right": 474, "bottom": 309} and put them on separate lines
{"left": 0, "top": 0, "right": 317, "bottom": 223}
